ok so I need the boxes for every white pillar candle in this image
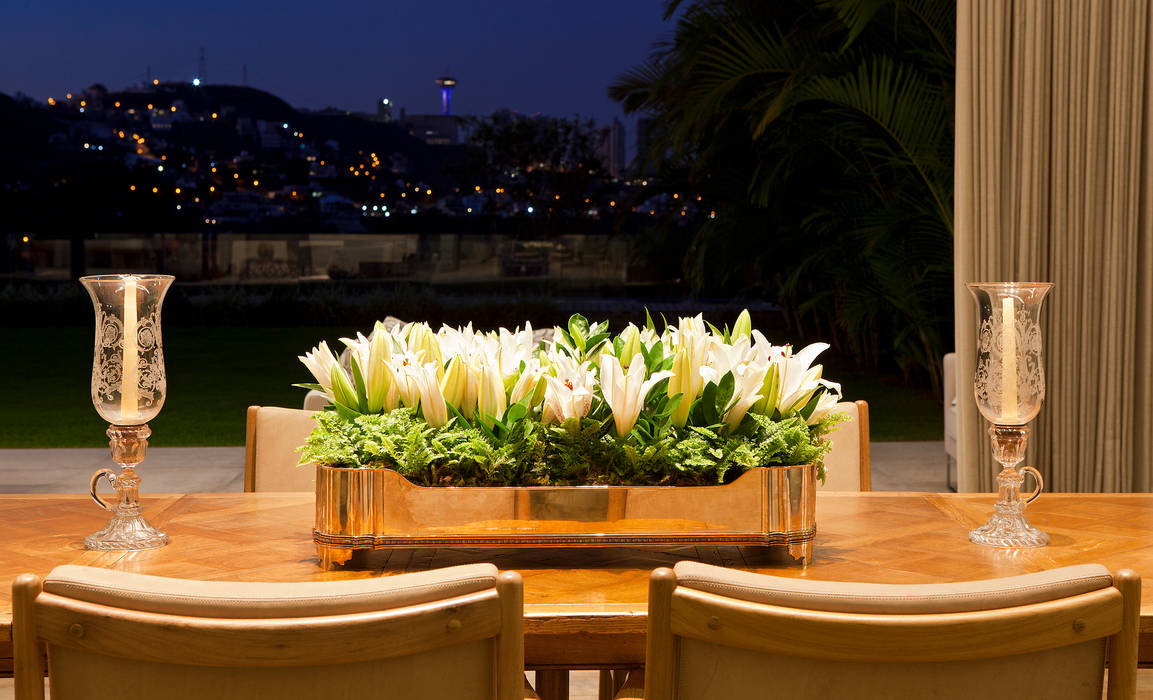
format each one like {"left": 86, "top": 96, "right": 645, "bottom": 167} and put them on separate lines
{"left": 1002, "top": 296, "right": 1018, "bottom": 421}
{"left": 121, "top": 276, "right": 139, "bottom": 421}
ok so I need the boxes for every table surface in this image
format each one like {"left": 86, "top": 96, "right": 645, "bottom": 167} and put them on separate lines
{"left": 4, "top": 491, "right": 1153, "bottom": 670}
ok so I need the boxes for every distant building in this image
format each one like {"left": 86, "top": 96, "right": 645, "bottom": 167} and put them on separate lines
{"left": 597, "top": 117, "right": 627, "bottom": 179}
{"left": 435, "top": 76, "right": 457, "bottom": 116}
{"left": 403, "top": 114, "right": 459, "bottom": 145}
{"left": 376, "top": 98, "right": 394, "bottom": 122}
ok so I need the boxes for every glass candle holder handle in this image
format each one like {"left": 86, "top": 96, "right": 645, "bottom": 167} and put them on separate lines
{"left": 84, "top": 424, "right": 169, "bottom": 550}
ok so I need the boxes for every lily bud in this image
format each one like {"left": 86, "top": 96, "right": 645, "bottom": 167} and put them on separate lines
{"left": 618, "top": 324, "right": 643, "bottom": 366}
{"left": 405, "top": 322, "right": 443, "bottom": 379}
{"left": 476, "top": 355, "right": 508, "bottom": 428}
{"left": 732, "top": 309, "right": 752, "bottom": 341}
{"left": 440, "top": 355, "right": 477, "bottom": 419}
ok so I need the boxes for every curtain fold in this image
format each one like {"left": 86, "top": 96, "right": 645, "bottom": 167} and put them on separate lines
{"left": 955, "top": 0, "right": 1153, "bottom": 492}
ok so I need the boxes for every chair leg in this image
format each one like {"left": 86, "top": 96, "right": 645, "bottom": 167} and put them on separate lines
{"left": 535, "top": 670, "right": 569, "bottom": 700}
{"left": 598, "top": 670, "right": 615, "bottom": 700}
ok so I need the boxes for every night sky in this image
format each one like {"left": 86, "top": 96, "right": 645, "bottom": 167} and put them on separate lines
{"left": 1, "top": 0, "right": 671, "bottom": 147}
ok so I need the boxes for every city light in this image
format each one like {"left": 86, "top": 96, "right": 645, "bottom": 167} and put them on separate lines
{"left": 21, "top": 236, "right": 29, "bottom": 243}
{"left": 152, "top": 187, "right": 159, "bottom": 193}
{"left": 157, "top": 165, "right": 163, "bottom": 172}
{"left": 114, "top": 101, "right": 121, "bottom": 108}
{"left": 170, "top": 106, "right": 176, "bottom": 112}
{"left": 174, "top": 188, "right": 181, "bottom": 194}
{"left": 192, "top": 78, "right": 201, "bottom": 87}
{"left": 233, "top": 173, "right": 239, "bottom": 179}
{"left": 209, "top": 186, "right": 215, "bottom": 192}
{"left": 47, "top": 98, "right": 55, "bottom": 106}
{"left": 527, "top": 206, "right": 534, "bottom": 213}
{"left": 79, "top": 100, "right": 86, "bottom": 107}
{"left": 211, "top": 112, "right": 218, "bottom": 119}
{"left": 147, "top": 104, "right": 153, "bottom": 110}
{"left": 130, "top": 185, "right": 136, "bottom": 191}
{"left": 153, "top": 79, "right": 159, "bottom": 85}
{"left": 252, "top": 180, "right": 259, "bottom": 186}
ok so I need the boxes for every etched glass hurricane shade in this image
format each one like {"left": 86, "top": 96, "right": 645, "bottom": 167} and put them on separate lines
{"left": 81, "top": 274, "right": 172, "bottom": 425}
{"left": 969, "top": 282, "right": 1052, "bottom": 426}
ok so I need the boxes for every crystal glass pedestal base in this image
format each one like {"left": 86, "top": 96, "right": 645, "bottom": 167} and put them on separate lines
{"left": 968, "top": 425, "right": 1047, "bottom": 548}
{"left": 86, "top": 424, "right": 168, "bottom": 551}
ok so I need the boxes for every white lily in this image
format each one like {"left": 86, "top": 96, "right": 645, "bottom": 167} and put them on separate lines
{"left": 806, "top": 389, "right": 841, "bottom": 425}
{"left": 541, "top": 354, "right": 595, "bottom": 425}
{"left": 436, "top": 322, "right": 478, "bottom": 362}
{"left": 721, "top": 361, "right": 768, "bottom": 432}
{"left": 387, "top": 354, "right": 425, "bottom": 409}
{"left": 495, "top": 323, "right": 536, "bottom": 378}
{"left": 298, "top": 341, "right": 341, "bottom": 395}
{"left": 775, "top": 342, "right": 835, "bottom": 415}
{"left": 667, "top": 316, "right": 708, "bottom": 427}
{"left": 600, "top": 353, "right": 672, "bottom": 438}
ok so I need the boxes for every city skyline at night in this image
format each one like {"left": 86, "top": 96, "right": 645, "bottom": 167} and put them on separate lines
{"left": 0, "top": 1, "right": 671, "bottom": 133}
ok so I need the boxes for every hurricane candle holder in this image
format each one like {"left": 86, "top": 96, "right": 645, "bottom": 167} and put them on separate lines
{"left": 967, "top": 282, "right": 1053, "bottom": 548}
{"left": 80, "top": 274, "right": 174, "bottom": 550}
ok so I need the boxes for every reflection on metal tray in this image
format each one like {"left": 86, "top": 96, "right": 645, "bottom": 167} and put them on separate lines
{"left": 313, "top": 464, "right": 816, "bottom": 569}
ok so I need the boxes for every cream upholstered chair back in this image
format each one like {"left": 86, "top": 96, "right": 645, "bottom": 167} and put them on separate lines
{"left": 817, "top": 399, "right": 870, "bottom": 491}
{"left": 13, "top": 564, "right": 525, "bottom": 700}
{"left": 640, "top": 562, "right": 1140, "bottom": 700}
{"left": 244, "top": 405, "right": 318, "bottom": 492}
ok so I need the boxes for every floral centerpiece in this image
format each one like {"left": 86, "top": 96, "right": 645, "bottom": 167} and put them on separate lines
{"left": 297, "top": 311, "right": 846, "bottom": 487}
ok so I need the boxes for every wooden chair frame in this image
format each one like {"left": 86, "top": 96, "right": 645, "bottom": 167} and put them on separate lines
{"left": 638, "top": 566, "right": 1140, "bottom": 700}
{"left": 849, "top": 399, "right": 871, "bottom": 491}
{"left": 243, "top": 404, "right": 262, "bottom": 492}
{"left": 13, "top": 570, "right": 525, "bottom": 700}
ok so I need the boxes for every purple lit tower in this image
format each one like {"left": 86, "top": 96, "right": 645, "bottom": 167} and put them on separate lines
{"left": 435, "top": 76, "right": 457, "bottom": 116}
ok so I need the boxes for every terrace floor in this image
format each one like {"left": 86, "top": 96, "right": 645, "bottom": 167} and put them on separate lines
{"left": 0, "top": 441, "right": 947, "bottom": 494}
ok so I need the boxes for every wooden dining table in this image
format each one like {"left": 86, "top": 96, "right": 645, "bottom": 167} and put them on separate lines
{"left": 4, "top": 491, "right": 1153, "bottom": 697}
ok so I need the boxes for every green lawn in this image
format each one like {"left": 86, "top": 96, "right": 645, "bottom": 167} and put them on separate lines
{"left": 1, "top": 325, "right": 942, "bottom": 448}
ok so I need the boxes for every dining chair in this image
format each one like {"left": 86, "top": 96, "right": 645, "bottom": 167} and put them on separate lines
{"left": 623, "top": 561, "right": 1139, "bottom": 700}
{"left": 243, "top": 405, "right": 319, "bottom": 492}
{"left": 13, "top": 563, "right": 529, "bottom": 700}
{"left": 817, "top": 399, "right": 870, "bottom": 491}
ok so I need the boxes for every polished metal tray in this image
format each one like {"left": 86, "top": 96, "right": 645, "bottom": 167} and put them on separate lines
{"left": 313, "top": 464, "right": 816, "bottom": 569}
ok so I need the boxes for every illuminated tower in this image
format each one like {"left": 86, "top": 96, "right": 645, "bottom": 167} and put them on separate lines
{"left": 435, "top": 76, "right": 457, "bottom": 116}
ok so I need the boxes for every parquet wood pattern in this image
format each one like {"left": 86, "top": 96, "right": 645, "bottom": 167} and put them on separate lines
{"left": 4, "top": 492, "right": 1153, "bottom": 671}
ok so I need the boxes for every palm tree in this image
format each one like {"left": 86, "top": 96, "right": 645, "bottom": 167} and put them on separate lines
{"left": 611, "top": 0, "right": 954, "bottom": 390}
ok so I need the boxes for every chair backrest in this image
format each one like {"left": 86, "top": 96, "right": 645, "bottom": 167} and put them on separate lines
{"left": 818, "top": 399, "right": 871, "bottom": 491}
{"left": 13, "top": 563, "right": 524, "bottom": 700}
{"left": 244, "top": 405, "right": 319, "bottom": 492}
{"left": 642, "top": 561, "right": 1139, "bottom": 700}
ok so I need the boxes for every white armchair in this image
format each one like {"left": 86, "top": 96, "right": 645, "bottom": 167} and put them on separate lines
{"left": 944, "top": 352, "right": 957, "bottom": 491}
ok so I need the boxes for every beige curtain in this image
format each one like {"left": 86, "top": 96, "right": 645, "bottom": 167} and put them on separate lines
{"left": 955, "top": 0, "right": 1153, "bottom": 492}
